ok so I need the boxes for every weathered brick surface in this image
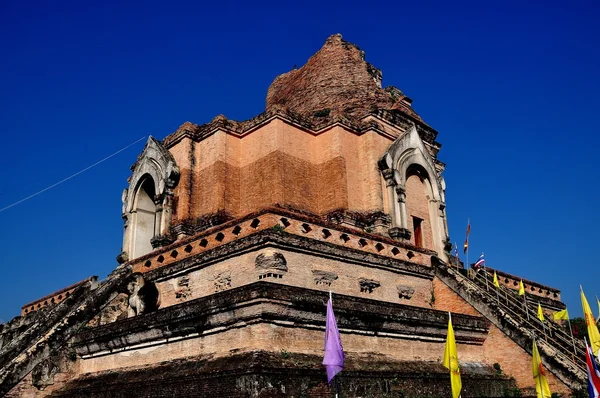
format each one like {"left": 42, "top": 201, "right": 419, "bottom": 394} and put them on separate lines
{"left": 160, "top": 34, "right": 444, "bottom": 228}
{"left": 75, "top": 319, "right": 567, "bottom": 396}
{"left": 5, "top": 276, "right": 572, "bottom": 397}
{"left": 72, "top": 282, "right": 568, "bottom": 396}
{"left": 169, "top": 119, "right": 400, "bottom": 225}
{"left": 156, "top": 247, "right": 433, "bottom": 310}
{"left": 132, "top": 212, "right": 434, "bottom": 275}
{"left": 50, "top": 352, "right": 516, "bottom": 398}
{"left": 6, "top": 368, "right": 79, "bottom": 398}
{"left": 266, "top": 34, "right": 422, "bottom": 122}
{"left": 433, "top": 276, "right": 481, "bottom": 316}
{"left": 168, "top": 137, "right": 194, "bottom": 220}
{"left": 481, "top": 325, "right": 571, "bottom": 396}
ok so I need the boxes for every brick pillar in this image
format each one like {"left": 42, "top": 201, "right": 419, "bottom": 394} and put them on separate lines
{"left": 382, "top": 170, "right": 400, "bottom": 227}
{"left": 396, "top": 184, "right": 408, "bottom": 230}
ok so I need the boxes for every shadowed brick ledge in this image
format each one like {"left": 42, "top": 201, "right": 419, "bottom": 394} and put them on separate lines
{"left": 49, "top": 351, "right": 516, "bottom": 398}
{"left": 73, "top": 282, "right": 489, "bottom": 357}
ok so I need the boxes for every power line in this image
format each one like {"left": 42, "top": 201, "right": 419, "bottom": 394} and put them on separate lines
{"left": 0, "top": 136, "right": 147, "bottom": 214}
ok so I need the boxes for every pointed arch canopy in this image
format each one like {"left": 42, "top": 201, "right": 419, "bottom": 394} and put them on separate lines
{"left": 124, "top": 137, "right": 180, "bottom": 214}
{"left": 378, "top": 124, "right": 449, "bottom": 259}
{"left": 120, "top": 137, "right": 180, "bottom": 261}
{"left": 378, "top": 124, "right": 442, "bottom": 200}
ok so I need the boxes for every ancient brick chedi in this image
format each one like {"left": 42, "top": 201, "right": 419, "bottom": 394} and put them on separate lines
{"left": 0, "top": 34, "right": 586, "bottom": 397}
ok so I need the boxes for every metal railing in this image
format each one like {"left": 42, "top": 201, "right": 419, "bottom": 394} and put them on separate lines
{"left": 445, "top": 266, "right": 586, "bottom": 374}
{"left": 471, "top": 269, "right": 586, "bottom": 361}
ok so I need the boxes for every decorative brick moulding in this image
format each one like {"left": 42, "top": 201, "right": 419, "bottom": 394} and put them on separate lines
{"left": 20, "top": 277, "right": 97, "bottom": 316}
{"left": 130, "top": 208, "right": 436, "bottom": 275}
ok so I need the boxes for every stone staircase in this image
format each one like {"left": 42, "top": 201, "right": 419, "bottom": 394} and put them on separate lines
{"left": 433, "top": 257, "right": 586, "bottom": 390}
{"left": 0, "top": 265, "right": 131, "bottom": 396}
{"left": 471, "top": 268, "right": 587, "bottom": 365}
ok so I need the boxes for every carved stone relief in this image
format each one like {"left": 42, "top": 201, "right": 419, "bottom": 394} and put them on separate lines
{"left": 255, "top": 250, "right": 287, "bottom": 280}
{"left": 312, "top": 270, "right": 338, "bottom": 286}
{"left": 175, "top": 276, "right": 192, "bottom": 301}
{"left": 359, "top": 278, "right": 380, "bottom": 293}
{"left": 32, "top": 359, "right": 58, "bottom": 390}
{"left": 214, "top": 272, "right": 232, "bottom": 292}
{"left": 127, "top": 274, "right": 160, "bottom": 317}
{"left": 31, "top": 349, "right": 77, "bottom": 391}
{"left": 93, "top": 293, "right": 129, "bottom": 326}
{"left": 397, "top": 284, "right": 415, "bottom": 300}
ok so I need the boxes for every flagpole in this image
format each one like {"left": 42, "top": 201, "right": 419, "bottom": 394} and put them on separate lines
{"left": 466, "top": 246, "right": 469, "bottom": 276}
{"left": 537, "top": 303, "right": 547, "bottom": 342}
{"left": 596, "top": 295, "right": 600, "bottom": 323}
{"left": 333, "top": 286, "right": 338, "bottom": 398}
{"left": 537, "top": 336, "right": 545, "bottom": 398}
{"left": 567, "top": 317, "right": 577, "bottom": 359}
{"left": 541, "top": 318, "right": 547, "bottom": 342}
{"left": 540, "top": 363, "right": 545, "bottom": 398}
{"left": 482, "top": 253, "right": 488, "bottom": 291}
{"left": 523, "top": 292, "right": 530, "bottom": 321}
{"left": 455, "top": 242, "right": 459, "bottom": 272}
{"left": 465, "top": 218, "right": 470, "bottom": 274}
{"left": 334, "top": 377, "right": 339, "bottom": 398}
{"left": 495, "top": 283, "right": 500, "bottom": 304}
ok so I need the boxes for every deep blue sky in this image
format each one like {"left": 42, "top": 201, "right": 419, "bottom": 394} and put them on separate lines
{"left": 1, "top": 0, "right": 598, "bottom": 322}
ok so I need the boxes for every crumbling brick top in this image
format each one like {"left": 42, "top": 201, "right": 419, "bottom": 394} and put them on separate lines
{"left": 266, "top": 34, "right": 423, "bottom": 122}
{"left": 162, "top": 34, "right": 439, "bottom": 149}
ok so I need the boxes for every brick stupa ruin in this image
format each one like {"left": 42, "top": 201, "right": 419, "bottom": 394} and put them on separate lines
{"left": 0, "top": 34, "right": 586, "bottom": 397}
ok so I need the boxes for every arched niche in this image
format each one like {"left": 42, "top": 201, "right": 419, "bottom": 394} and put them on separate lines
{"left": 378, "top": 124, "right": 450, "bottom": 259}
{"left": 404, "top": 164, "right": 435, "bottom": 250}
{"left": 130, "top": 175, "right": 158, "bottom": 258}
{"left": 119, "top": 137, "right": 180, "bottom": 263}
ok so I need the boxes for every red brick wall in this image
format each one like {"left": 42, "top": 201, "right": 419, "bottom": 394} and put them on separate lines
{"left": 432, "top": 277, "right": 481, "bottom": 316}
{"left": 481, "top": 325, "right": 571, "bottom": 395}
{"left": 167, "top": 120, "right": 398, "bottom": 226}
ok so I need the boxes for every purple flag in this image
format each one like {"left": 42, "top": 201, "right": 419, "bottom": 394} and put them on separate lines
{"left": 322, "top": 294, "right": 344, "bottom": 383}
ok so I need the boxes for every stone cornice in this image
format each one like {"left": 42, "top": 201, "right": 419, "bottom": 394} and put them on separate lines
{"left": 73, "top": 281, "right": 489, "bottom": 357}
{"left": 148, "top": 230, "right": 434, "bottom": 283}
{"left": 51, "top": 350, "right": 516, "bottom": 397}
{"left": 162, "top": 106, "right": 440, "bottom": 150}
{"left": 128, "top": 207, "right": 437, "bottom": 275}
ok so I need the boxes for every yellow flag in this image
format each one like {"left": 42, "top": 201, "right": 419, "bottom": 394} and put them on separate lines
{"left": 518, "top": 280, "right": 525, "bottom": 296}
{"left": 532, "top": 340, "right": 551, "bottom": 398}
{"left": 552, "top": 308, "right": 569, "bottom": 321}
{"left": 493, "top": 271, "right": 500, "bottom": 288}
{"left": 443, "top": 314, "right": 462, "bottom": 398}
{"left": 581, "top": 288, "right": 600, "bottom": 357}
{"left": 537, "top": 304, "right": 545, "bottom": 322}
